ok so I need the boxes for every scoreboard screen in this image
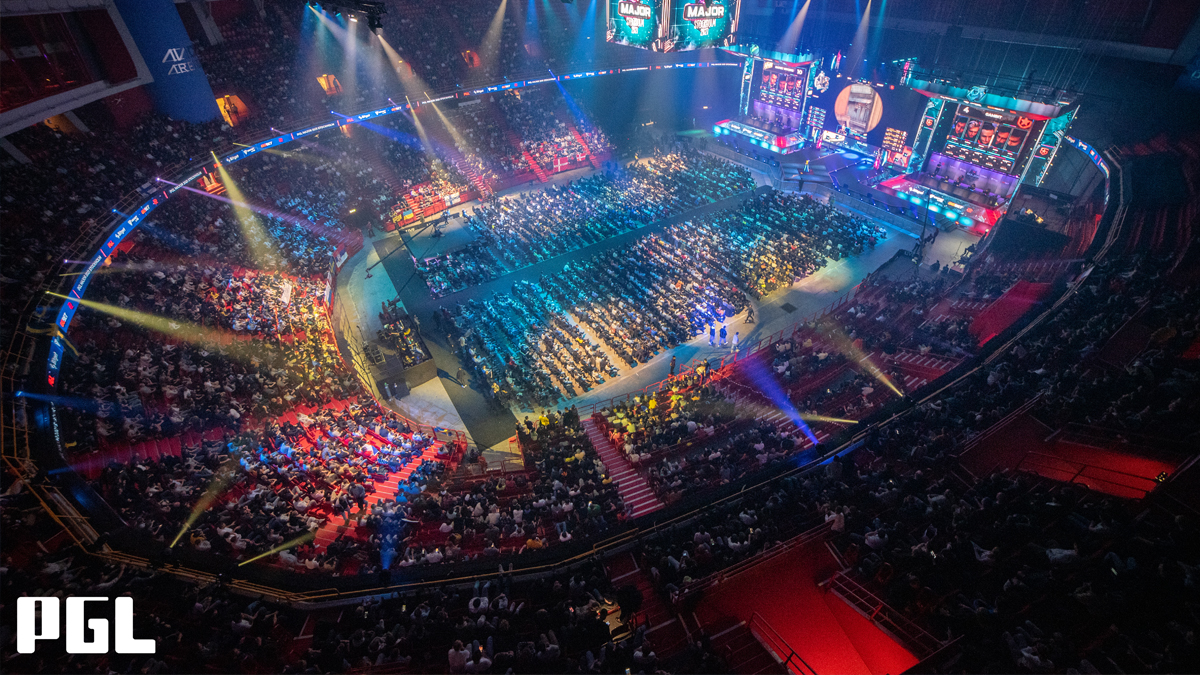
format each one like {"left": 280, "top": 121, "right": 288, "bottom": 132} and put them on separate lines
{"left": 664, "top": 0, "right": 739, "bottom": 51}
{"left": 608, "top": 0, "right": 738, "bottom": 51}
{"left": 755, "top": 60, "right": 808, "bottom": 111}
{"left": 940, "top": 103, "right": 1045, "bottom": 176}
{"left": 607, "top": 0, "right": 661, "bottom": 50}
{"left": 882, "top": 128, "right": 908, "bottom": 153}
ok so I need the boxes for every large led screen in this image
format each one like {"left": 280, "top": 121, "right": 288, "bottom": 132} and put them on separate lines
{"left": 607, "top": 0, "right": 661, "bottom": 50}
{"left": 940, "top": 103, "right": 1044, "bottom": 175}
{"left": 808, "top": 80, "right": 928, "bottom": 148}
{"left": 662, "top": 0, "right": 739, "bottom": 51}
{"left": 754, "top": 59, "right": 809, "bottom": 111}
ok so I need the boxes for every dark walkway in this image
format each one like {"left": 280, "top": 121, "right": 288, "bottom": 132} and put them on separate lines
{"left": 373, "top": 186, "right": 770, "bottom": 447}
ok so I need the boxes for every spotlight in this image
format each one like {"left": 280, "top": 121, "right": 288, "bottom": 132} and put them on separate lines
{"left": 350, "top": 15, "right": 358, "bottom": 21}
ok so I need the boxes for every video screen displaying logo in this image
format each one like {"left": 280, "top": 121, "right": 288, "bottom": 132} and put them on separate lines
{"left": 663, "top": 0, "right": 738, "bottom": 51}
{"left": 608, "top": 0, "right": 659, "bottom": 49}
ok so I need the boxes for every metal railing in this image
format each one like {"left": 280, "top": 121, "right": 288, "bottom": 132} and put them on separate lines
{"left": 748, "top": 612, "right": 818, "bottom": 675}
{"left": 1014, "top": 450, "right": 1160, "bottom": 496}
{"left": 676, "top": 520, "right": 832, "bottom": 600}
{"left": 823, "top": 572, "right": 945, "bottom": 660}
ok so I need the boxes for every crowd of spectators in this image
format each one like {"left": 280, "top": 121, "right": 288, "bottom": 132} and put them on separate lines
{"left": 417, "top": 151, "right": 754, "bottom": 296}
{"left": 666, "top": 191, "right": 886, "bottom": 299}
{"left": 442, "top": 185, "right": 888, "bottom": 412}
{"left": 7, "top": 3, "right": 1200, "bottom": 673}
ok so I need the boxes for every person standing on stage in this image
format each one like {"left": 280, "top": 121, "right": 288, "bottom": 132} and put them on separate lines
{"left": 669, "top": 355, "right": 677, "bottom": 377}
{"left": 719, "top": 323, "right": 728, "bottom": 347}
{"left": 456, "top": 366, "right": 469, "bottom": 389}
{"left": 708, "top": 322, "right": 716, "bottom": 347}
{"left": 731, "top": 331, "right": 739, "bottom": 354}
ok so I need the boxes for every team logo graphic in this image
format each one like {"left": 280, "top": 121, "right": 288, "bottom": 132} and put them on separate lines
{"left": 162, "top": 46, "right": 198, "bottom": 75}
{"left": 966, "top": 85, "right": 987, "bottom": 102}
{"left": 813, "top": 70, "right": 830, "bottom": 93}
{"left": 682, "top": 2, "right": 724, "bottom": 35}
{"left": 617, "top": 0, "right": 652, "bottom": 33}
{"left": 1016, "top": 116, "right": 1033, "bottom": 129}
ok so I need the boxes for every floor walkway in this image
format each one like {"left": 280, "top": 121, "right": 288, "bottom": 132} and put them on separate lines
{"left": 582, "top": 417, "right": 664, "bottom": 518}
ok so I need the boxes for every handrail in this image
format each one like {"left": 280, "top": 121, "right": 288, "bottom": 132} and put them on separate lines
{"left": 676, "top": 520, "right": 832, "bottom": 600}
{"left": 1014, "top": 450, "right": 1160, "bottom": 492}
{"left": 749, "top": 612, "right": 818, "bottom": 675}
{"left": 956, "top": 393, "right": 1043, "bottom": 456}
{"left": 823, "top": 572, "right": 944, "bottom": 660}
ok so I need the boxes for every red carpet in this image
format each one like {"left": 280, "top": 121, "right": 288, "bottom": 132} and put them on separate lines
{"left": 970, "top": 280, "right": 1051, "bottom": 345}
{"left": 962, "top": 414, "right": 1177, "bottom": 499}
{"left": 693, "top": 545, "right": 918, "bottom": 675}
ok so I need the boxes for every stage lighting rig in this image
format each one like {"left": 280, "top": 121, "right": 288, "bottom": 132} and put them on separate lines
{"left": 315, "top": 0, "right": 385, "bottom": 32}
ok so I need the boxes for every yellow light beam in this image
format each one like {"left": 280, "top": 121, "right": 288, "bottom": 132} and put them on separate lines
{"left": 169, "top": 460, "right": 241, "bottom": 548}
{"left": 818, "top": 316, "right": 905, "bottom": 397}
{"left": 47, "top": 293, "right": 239, "bottom": 347}
{"left": 238, "top": 530, "right": 317, "bottom": 566}
{"left": 213, "top": 162, "right": 280, "bottom": 270}
{"left": 479, "top": 0, "right": 509, "bottom": 74}
{"left": 378, "top": 35, "right": 434, "bottom": 100}
{"left": 405, "top": 96, "right": 437, "bottom": 160}
{"left": 428, "top": 98, "right": 467, "bottom": 150}
{"left": 799, "top": 413, "right": 860, "bottom": 425}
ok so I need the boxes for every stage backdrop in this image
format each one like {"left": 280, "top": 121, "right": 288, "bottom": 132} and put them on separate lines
{"left": 114, "top": 0, "right": 220, "bottom": 123}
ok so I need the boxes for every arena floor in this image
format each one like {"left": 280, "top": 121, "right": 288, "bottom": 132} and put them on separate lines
{"left": 336, "top": 156, "right": 976, "bottom": 456}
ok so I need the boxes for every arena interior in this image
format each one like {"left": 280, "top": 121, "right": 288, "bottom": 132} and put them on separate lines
{"left": 3, "top": 0, "right": 1200, "bottom": 672}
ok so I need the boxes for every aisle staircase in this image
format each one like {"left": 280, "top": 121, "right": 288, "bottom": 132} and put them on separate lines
{"left": 881, "top": 349, "right": 962, "bottom": 392}
{"left": 524, "top": 149, "right": 549, "bottom": 182}
{"left": 567, "top": 123, "right": 603, "bottom": 170}
{"left": 453, "top": 158, "right": 492, "bottom": 198}
{"left": 699, "top": 617, "right": 791, "bottom": 675}
{"left": 582, "top": 417, "right": 664, "bottom": 518}
{"left": 361, "top": 146, "right": 405, "bottom": 197}
{"left": 504, "top": 129, "right": 549, "bottom": 182}
{"left": 311, "top": 440, "right": 445, "bottom": 550}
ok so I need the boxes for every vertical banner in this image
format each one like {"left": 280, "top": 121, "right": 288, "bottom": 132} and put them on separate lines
{"left": 114, "top": 0, "right": 220, "bottom": 123}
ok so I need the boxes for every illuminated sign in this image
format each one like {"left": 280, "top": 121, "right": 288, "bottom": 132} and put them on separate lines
{"left": 609, "top": 0, "right": 659, "bottom": 48}
{"left": 821, "top": 130, "right": 846, "bottom": 145}
{"left": 664, "top": 0, "right": 737, "bottom": 51}
{"left": 1063, "top": 135, "right": 1109, "bottom": 179}
{"left": 682, "top": 2, "right": 723, "bottom": 35}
